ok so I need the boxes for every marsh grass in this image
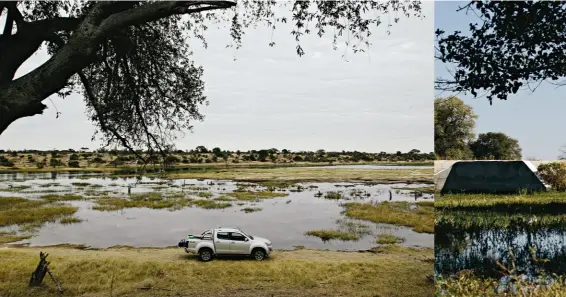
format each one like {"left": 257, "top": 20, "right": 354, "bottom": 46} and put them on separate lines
{"left": 436, "top": 211, "right": 566, "bottom": 230}
{"left": 306, "top": 219, "right": 371, "bottom": 241}
{"left": 40, "top": 194, "right": 83, "bottom": 202}
{"left": 376, "top": 234, "right": 405, "bottom": 244}
{"left": 0, "top": 205, "right": 78, "bottom": 226}
{"left": 213, "top": 196, "right": 234, "bottom": 201}
{"left": 166, "top": 167, "right": 432, "bottom": 184}
{"left": 0, "top": 185, "right": 31, "bottom": 192}
{"left": 343, "top": 202, "right": 434, "bottom": 233}
{"left": 436, "top": 192, "right": 566, "bottom": 212}
{"left": 436, "top": 250, "right": 566, "bottom": 297}
{"left": 392, "top": 186, "right": 435, "bottom": 194}
{"left": 92, "top": 193, "right": 193, "bottom": 211}
{"left": 228, "top": 190, "right": 288, "bottom": 201}
{"left": 59, "top": 216, "right": 83, "bottom": 224}
{"left": 39, "top": 183, "right": 61, "bottom": 188}
{"left": 305, "top": 230, "right": 360, "bottom": 241}
{"left": 0, "top": 231, "right": 32, "bottom": 244}
{"left": 324, "top": 191, "right": 343, "bottom": 199}
{"left": 197, "top": 191, "right": 213, "bottom": 198}
{"left": 241, "top": 207, "right": 262, "bottom": 213}
{"left": 437, "top": 271, "right": 566, "bottom": 297}
{"left": 191, "top": 200, "right": 231, "bottom": 209}
{"left": 93, "top": 193, "right": 231, "bottom": 211}
{"left": 0, "top": 246, "right": 434, "bottom": 297}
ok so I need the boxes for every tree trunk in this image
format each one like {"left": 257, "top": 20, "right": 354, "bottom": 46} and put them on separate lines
{"left": 29, "top": 252, "right": 49, "bottom": 287}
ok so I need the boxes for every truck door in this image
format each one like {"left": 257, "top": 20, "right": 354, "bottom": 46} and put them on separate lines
{"left": 214, "top": 231, "right": 231, "bottom": 254}
{"left": 229, "top": 232, "right": 251, "bottom": 254}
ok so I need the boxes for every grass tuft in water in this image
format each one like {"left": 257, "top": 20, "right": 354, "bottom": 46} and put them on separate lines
{"left": 343, "top": 201, "right": 434, "bottom": 233}
{"left": 241, "top": 207, "right": 262, "bottom": 213}
{"left": 191, "top": 200, "right": 231, "bottom": 209}
{"left": 305, "top": 230, "right": 359, "bottom": 241}
{"left": 376, "top": 234, "right": 405, "bottom": 244}
{"left": 0, "top": 231, "right": 32, "bottom": 244}
{"left": 228, "top": 190, "right": 288, "bottom": 201}
{"left": 59, "top": 216, "right": 83, "bottom": 224}
{"left": 40, "top": 194, "right": 83, "bottom": 202}
{"left": 324, "top": 191, "right": 343, "bottom": 199}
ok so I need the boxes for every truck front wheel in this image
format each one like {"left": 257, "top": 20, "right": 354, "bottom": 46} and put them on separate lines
{"left": 198, "top": 248, "right": 214, "bottom": 262}
{"left": 252, "top": 248, "right": 266, "bottom": 261}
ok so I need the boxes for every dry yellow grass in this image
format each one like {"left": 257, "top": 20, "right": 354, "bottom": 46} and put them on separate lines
{"left": 0, "top": 246, "right": 433, "bottom": 297}
{"left": 168, "top": 167, "right": 432, "bottom": 183}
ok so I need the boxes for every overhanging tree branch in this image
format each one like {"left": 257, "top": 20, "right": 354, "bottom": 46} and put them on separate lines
{"left": 97, "top": 1, "right": 236, "bottom": 35}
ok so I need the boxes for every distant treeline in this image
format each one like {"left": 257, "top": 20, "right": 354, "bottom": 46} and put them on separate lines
{"left": 0, "top": 147, "right": 433, "bottom": 169}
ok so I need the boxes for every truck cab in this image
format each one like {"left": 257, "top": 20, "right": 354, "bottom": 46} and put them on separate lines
{"left": 178, "top": 227, "right": 273, "bottom": 261}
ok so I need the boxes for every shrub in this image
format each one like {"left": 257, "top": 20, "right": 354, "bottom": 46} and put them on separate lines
{"left": 49, "top": 158, "right": 63, "bottom": 167}
{"left": 0, "top": 156, "right": 14, "bottom": 167}
{"left": 538, "top": 162, "right": 566, "bottom": 191}
{"left": 69, "top": 154, "right": 79, "bottom": 161}
{"left": 68, "top": 161, "right": 80, "bottom": 168}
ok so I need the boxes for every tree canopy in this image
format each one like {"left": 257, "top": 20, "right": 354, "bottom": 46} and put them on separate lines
{"left": 434, "top": 96, "right": 477, "bottom": 159}
{"left": 434, "top": 96, "right": 522, "bottom": 160}
{"left": 469, "top": 132, "right": 522, "bottom": 160}
{"left": 435, "top": 1, "right": 566, "bottom": 103}
{"left": 0, "top": 0, "right": 422, "bottom": 162}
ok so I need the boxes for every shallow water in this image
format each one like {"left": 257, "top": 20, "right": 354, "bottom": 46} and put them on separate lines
{"left": 305, "top": 165, "right": 433, "bottom": 169}
{"left": 0, "top": 173, "right": 434, "bottom": 250}
{"left": 435, "top": 212, "right": 566, "bottom": 279}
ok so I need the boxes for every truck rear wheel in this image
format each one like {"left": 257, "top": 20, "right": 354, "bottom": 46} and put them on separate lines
{"left": 252, "top": 248, "right": 266, "bottom": 261}
{"left": 198, "top": 248, "right": 214, "bottom": 262}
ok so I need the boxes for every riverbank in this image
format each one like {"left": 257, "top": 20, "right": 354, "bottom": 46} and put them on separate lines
{"left": 0, "top": 245, "right": 434, "bottom": 297}
{"left": 0, "top": 161, "right": 433, "bottom": 173}
{"left": 0, "top": 166, "right": 433, "bottom": 184}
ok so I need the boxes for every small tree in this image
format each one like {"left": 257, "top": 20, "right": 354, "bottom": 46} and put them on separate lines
{"left": 538, "top": 162, "right": 566, "bottom": 191}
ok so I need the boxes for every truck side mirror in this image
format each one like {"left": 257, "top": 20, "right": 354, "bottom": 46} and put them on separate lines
{"left": 245, "top": 238, "right": 249, "bottom": 242}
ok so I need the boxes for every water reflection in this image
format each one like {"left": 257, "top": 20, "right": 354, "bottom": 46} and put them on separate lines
{"left": 435, "top": 211, "right": 566, "bottom": 279}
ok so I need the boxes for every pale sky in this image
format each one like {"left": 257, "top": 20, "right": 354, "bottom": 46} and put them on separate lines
{"left": 436, "top": 2, "right": 565, "bottom": 160}
{"left": 0, "top": 2, "right": 434, "bottom": 153}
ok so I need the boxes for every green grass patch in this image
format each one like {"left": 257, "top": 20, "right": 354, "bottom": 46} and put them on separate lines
{"left": 59, "top": 216, "right": 83, "bottom": 224}
{"left": 306, "top": 219, "right": 372, "bottom": 241}
{"left": 40, "top": 194, "right": 83, "bottom": 202}
{"left": 376, "top": 234, "right": 405, "bottom": 244}
{"left": 392, "top": 186, "right": 435, "bottom": 194}
{"left": 213, "top": 196, "right": 234, "bottom": 201}
{"left": 0, "top": 205, "right": 78, "bottom": 226}
{"left": 0, "top": 231, "right": 32, "bottom": 244}
{"left": 343, "top": 202, "right": 434, "bottom": 233}
{"left": 241, "top": 207, "right": 262, "bottom": 213}
{"left": 436, "top": 192, "right": 566, "bottom": 213}
{"left": 197, "top": 191, "right": 213, "bottom": 198}
{"left": 305, "top": 229, "right": 360, "bottom": 241}
{"left": 38, "top": 183, "right": 61, "bottom": 188}
{"left": 191, "top": 200, "right": 231, "bottom": 209}
{"left": 436, "top": 211, "right": 566, "bottom": 231}
{"left": 0, "top": 185, "right": 31, "bottom": 192}
{"left": 256, "top": 180, "right": 297, "bottom": 190}
{"left": 93, "top": 193, "right": 193, "bottom": 211}
{"left": 436, "top": 271, "right": 566, "bottom": 297}
{"left": 228, "top": 190, "right": 288, "bottom": 201}
{"left": 0, "top": 197, "right": 47, "bottom": 211}
{"left": 71, "top": 182, "right": 91, "bottom": 187}
{"left": 324, "top": 191, "right": 343, "bottom": 199}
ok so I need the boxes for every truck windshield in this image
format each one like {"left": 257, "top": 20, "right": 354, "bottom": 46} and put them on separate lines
{"left": 239, "top": 230, "right": 254, "bottom": 240}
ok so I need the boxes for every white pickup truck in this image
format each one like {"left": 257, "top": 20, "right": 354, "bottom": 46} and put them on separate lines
{"left": 177, "top": 227, "right": 273, "bottom": 261}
